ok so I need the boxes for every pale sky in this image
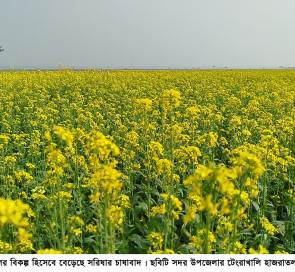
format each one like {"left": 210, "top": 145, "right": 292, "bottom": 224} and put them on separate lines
{"left": 1, "top": 0, "right": 295, "bottom": 69}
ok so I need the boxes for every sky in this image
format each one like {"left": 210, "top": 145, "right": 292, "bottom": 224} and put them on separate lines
{"left": 1, "top": 0, "right": 295, "bottom": 69}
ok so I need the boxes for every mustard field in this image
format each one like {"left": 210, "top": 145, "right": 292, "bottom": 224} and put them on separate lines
{"left": 0, "top": 69, "right": 294, "bottom": 254}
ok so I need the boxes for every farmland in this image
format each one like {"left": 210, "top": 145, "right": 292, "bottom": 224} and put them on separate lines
{"left": 0, "top": 69, "right": 294, "bottom": 254}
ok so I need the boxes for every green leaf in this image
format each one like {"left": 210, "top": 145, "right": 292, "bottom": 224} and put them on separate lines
{"left": 135, "top": 202, "right": 148, "bottom": 212}
{"left": 177, "top": 244, "right": 197, "bottom": 254}
{"left": 272, "top": 221, "right": 285, "bottom": 235}
{"left": 251, "top": 200, "right": 260, "bottom": 211}
{"left": 84, "top": 236, "right": 96, "bottom": 245}
{"left": 129, "top": 234, "right": 151, "bottom": 252}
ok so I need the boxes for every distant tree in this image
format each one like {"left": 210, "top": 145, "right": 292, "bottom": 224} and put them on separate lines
{"left": 0, "top": 46, "right": 4, "bottom": 52}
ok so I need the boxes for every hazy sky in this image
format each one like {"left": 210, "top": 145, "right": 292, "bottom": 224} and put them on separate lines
{"left": 1, "top": 0, "right": 295, "bottom": 69}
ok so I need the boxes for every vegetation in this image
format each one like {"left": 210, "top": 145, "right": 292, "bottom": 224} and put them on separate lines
{"left": 0, "top": 69, "right": 294, "bottom": 254}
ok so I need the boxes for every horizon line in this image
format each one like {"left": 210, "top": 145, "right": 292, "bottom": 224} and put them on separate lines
{"left": 1, "top": 66, "right": 295, "bottom": 71}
